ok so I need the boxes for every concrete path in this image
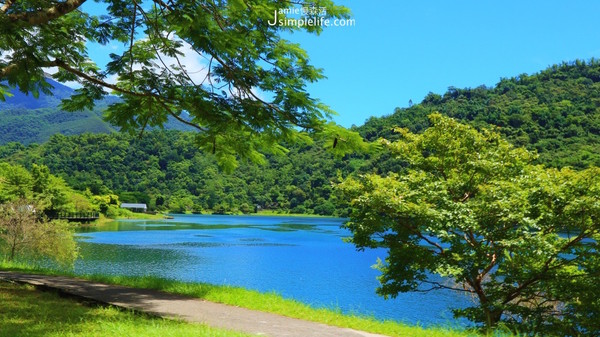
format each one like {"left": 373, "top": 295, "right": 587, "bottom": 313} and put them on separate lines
{"left": 0, "top": 271, "right": 390, "bottom": 337}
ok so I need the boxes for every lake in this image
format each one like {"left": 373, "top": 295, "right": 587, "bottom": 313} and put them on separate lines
{"left": 75, "top": 214, "right": 472, "bottom": 327}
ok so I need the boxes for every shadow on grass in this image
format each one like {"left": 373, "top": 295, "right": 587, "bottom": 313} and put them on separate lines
{"left": 0, "top": 280, "right": 237, "bottom": 337}
{"left": 0, "top": 281, "right": 112, "bottom": 336}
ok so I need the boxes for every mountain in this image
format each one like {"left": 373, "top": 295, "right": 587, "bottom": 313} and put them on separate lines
{"left": 356, "top": 59, "right": 600, "bottom": 169}
{"left": 0, "top": 78, "right": 195, "bottom": 145}
{"left": 1, "top": 78, "right": 76, "bottom": 110}
{"left": 1, "top": 59, "right": 599, "bottom": 215}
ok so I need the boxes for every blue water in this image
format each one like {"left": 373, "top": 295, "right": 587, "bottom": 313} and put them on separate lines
{"left": 75, "top": 214, "right": 472, "bottom": 326}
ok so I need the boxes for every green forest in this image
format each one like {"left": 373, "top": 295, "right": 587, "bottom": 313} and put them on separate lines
{"left": 0, "top": 79, "right": 194, "bottom": 145}
{"left": 2, "top": 60, "right": 600, "bottom": 216}
{"left": 1, "top": 132, "right": 353, "bottom": 216}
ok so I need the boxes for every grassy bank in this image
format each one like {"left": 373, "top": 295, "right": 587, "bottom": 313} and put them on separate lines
{"left": 252, "top": 210, "right": 337, "bottom": 218}
{"left": 0, "top": 280, "right": 250, "bottom": 337}
{"left": 0, "top": 261, "right": 500, "bottom": 337}
{"left": 96, "top": 210, "right": 336, "bottom": 221}
{"left": 91, "top": 212, "right": 168, "bottom": 227}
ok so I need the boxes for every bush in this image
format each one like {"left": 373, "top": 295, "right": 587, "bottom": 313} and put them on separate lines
{"left": 0, "top": 199, "right": 78, "bottom": 267}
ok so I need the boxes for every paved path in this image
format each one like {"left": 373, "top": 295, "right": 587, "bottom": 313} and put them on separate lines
{"left": 0, "top": 271, "right": 390, "bottom": 337}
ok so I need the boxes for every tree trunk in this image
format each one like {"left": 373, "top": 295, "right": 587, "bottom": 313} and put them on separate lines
{"left": 483, "top": 307, "right": 503, "bottom": 331}
{"left": 9, "top": 242, "right": 16, "bottom": 261}
{"left": 470, "top": 278, "right": 503, "bottom": 332}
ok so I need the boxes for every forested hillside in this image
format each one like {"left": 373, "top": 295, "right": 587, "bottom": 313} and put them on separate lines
{"left": 0, "top": 79, "right": 116, "bottom": 144}
{"left": 1, "top": 60, "right": 599, "bottom": 215}
{"left": 0, "top": 107, "right": 116, "bottom": 145}
{"left": 358, "top": 59, "right": 600, "bottom": 168}
{"left": 0, "top": 132, "right": 357, "bottom": 216}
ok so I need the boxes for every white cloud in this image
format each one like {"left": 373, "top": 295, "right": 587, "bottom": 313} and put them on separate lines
{"left": 109, "top": 36, "right": 211, "bottom": 87}
{"left": 159, "top": 38, "right": 211, "bottom": 85}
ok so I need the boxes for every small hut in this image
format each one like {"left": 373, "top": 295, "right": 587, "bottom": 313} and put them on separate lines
{"left": 120, "top": 203, "right": 147, "bottom": 213}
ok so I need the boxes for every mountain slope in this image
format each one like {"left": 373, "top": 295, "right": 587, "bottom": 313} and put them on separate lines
{"left": 0, "top": 78, "right": 195, "bottom": 145}
{"left": 1, "top": 78, "right": 75, "bottom": 110}
{"left": 0, "top": 107, "right": 116, "bottom": 144}
{"left": 0, "top": 78, "right": 115, "bottom": 144}
{"left": 357, "top": 59, "right": 600, "bottom": 168}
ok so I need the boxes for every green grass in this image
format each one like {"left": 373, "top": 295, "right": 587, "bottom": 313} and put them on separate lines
{"left": 90, "top": 212, "right": 167, "bottom": 228}
{"left": 252, "top": 210, "right": 336, "bottom": 218}
{"left": 0, "top": 281, "right": 250, "bottom": 337}
{"left": 95, "top": 210, "right": 334, "bottom": 222}
{"left": 114, "top": 211, "right": 166, "bottom": 220}
{"left": 0, "top": 261, "right": 512, "bottom": 337}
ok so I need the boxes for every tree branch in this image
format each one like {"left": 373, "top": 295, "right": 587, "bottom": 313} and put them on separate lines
{"left": 157, "top": 99, "right": 207, "bottom": 132}
{"left": 184, "top": 14, "right": 300, "bottom": 127}
{"left": 396, "top": 219, "right": 446, "bottom": 255}
{"left": 133, "top": 1, "right": 197, "bottom": 88}
{"left": 152, "top": 0, "right": 174, "bottom": 11}
{"left": 2, "top": 59, "right": 153, "bottom": 101}
{"left": 129, "top": 2, "right": 137, "bottom": 75}
{"left": 418, "top": 233, "right": 445, "bottom": 255}
{"left": 0, "top": 63, "right": 19, "bottom": 78}
{"left": 53, "top": 59, "right": 153, "bottom": 99}
{"left": 420, "top": 280, "right": 475, "bottom": 293}
{"left": 478, "top": 251, "right": 497, "bottom": 282}
{"left": 150, "top": 85, "right": 207, "bottom": 132}
{"left": 53, "top": 59, "right": 206, "bottom": 132}
{"left": 7, "top": 0, "right": 87, "bottom": 26}
{"left": 502, "top": 230, "right": 590, "bottom": 305}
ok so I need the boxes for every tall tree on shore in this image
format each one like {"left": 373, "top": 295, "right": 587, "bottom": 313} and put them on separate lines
{"left": 338, "top": 114, "right": 600, "bottom": 335}
{"left": 0, "top": 0, "right": 352, "bottom": 169}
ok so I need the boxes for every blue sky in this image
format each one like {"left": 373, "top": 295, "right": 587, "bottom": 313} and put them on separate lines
{"left": 285, "top": 0, "right": 600, "bottom": 126}
{"left": 85, "top": 1, "right": 600, "bottom": 127}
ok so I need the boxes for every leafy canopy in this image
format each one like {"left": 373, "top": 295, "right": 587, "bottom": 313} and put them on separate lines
{"left": 338, "top": 113, "right": 600, "bottom": 335}
{"left": 0, "top": 0, "right": 353, "bottom": 167}
{"left": 0, "top": 162, "right": 95, "bottom": 213}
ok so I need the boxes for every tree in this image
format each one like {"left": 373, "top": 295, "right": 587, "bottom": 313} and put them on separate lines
{"left": 0, "top": 0, "right": 353, "bottom": 169}
{"left": 31, "top": 163, "right": 71, "bottom": 211}
{"left": 0, "top": 162, "right": 32, "bottom": 201}
{"left": 0, "top": 199, "right": 78, "bottom": 266}
{"left": 338, "top": 114, "right": 600, "bottom": 335}
{"left": 30, "top": 163, "right": 50, "bottom": 194}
